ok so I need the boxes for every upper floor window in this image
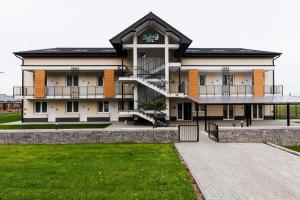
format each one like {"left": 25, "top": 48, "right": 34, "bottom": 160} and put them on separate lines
{"left": 67, "top": 101, "right": 78, "bottom": 113}
{"left": 98, "top": 101, "right": 109, "bottom": 112}
{"left": 199, "top": 75, "right": 206, "bottom": 86}
{"left": 35, "top": 102, "right": 47, "bottom": 113}
{"left": 67, "top": 75, "right": 78, "bottom": 86}
{"left": 98, "top": 72, "right": 104, "bottom": 86}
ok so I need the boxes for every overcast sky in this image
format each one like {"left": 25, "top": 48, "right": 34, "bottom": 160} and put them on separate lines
{"left": 0, "top": 0, "right": 299, "bottom": 95}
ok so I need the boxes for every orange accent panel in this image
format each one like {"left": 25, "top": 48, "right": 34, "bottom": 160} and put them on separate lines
{"left": 253, "top": 69, "right": 264, "bottom": 97}
{"left": 188, "top": 69, "right": 199, "bottom": 97}
{"left": 104, "top": 69, "right": 115, "bottom": 97}
{"left": 34, "top": 70, "right": 45, "bottom": 98}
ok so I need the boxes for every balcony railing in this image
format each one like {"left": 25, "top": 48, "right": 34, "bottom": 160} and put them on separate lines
{"left": 264, "top": 85, "right": 283, "bottom": 96}
{"left": 14, "top": 85, "right": 135, "bottom": 98}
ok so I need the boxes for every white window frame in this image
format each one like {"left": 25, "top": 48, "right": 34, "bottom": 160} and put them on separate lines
{"left": 35, "top": 102, "right": 47, "bottom": 114}
{"left": 97, "top": 101, "right": 109, "bottom": 113}
{"left": 66, "top": 101, "right": 79, "bottom": 113}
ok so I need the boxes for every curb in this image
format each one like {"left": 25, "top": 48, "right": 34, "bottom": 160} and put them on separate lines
{"left": 266, "top": 142, "right": 300, "bottom": 157}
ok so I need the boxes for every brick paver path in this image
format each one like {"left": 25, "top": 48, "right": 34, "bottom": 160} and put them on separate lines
{"left": 175, "top": 132, "right": 300, "bottom": 200}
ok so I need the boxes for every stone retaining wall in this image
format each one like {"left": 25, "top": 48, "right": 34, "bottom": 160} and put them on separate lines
{"left": 0, "top": 128, "right": 178, "bottom": 144}
{"left": 218, "top": 127, "right": 300, "bottom": 146}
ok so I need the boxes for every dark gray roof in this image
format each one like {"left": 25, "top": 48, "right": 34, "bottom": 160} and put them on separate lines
{"left": 14, "top": 47, "right": 281, "bottom": 58}
{"left": 184, "top": 48, "right": 281, "bottom": 57}
{"left": 14, "top": 48, "right": 119, "bottom": 57}
{"left": 110, "top": 12, "right": 192, "bottom": 54}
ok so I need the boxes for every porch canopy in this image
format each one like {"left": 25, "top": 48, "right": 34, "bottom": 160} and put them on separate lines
{"left": 187, "top": 96, "right": 300, "bottom": 128}
{"left": 187, "top": 96, "right": 300, "bottom": 105}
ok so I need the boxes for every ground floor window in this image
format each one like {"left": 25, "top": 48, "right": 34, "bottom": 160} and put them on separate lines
{"left": 67, "top": 101, "right": 78, "bottom": 112}
{"left": 223, "top": 105, "right": 234, "bottom": 119}
{"left": 98, "top": 101, "right": 109, "bottom": 112}
{"left": 194, "top": 104, "right": 205, "bottom": 112}
{"left": 35, "top": 102, "right": 47, "bottom": 113}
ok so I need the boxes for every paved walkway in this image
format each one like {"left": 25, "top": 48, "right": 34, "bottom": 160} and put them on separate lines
{"left": 175, "top": 132, "right": 300, "bottom": 200}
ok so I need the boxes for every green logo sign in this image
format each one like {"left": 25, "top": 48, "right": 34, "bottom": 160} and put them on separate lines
{"left": 142, "top": 33, "right": 159, "bottom": 43}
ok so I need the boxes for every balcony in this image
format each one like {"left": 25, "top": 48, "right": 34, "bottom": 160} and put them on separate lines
{"left": 13, "top": 84, "right": 134, "bottom": 99}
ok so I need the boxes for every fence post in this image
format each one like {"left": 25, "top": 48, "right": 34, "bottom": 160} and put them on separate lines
{"left": 178, "top": 125, "right": 180, "bottom": 142}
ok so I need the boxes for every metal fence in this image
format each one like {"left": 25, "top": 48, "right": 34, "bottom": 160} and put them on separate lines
{"left": 208, "top": 122, "right": 219, "bottom": 142}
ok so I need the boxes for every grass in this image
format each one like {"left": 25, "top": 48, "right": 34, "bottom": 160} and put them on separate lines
{"left": 0, "top": 144, "right": 196, "bottom": 200}
{"left": 286, "top": 146, "right": 300, "bottom": 152}
{"left": 0, "top": 112, "right": 21, "bottom": 124}
{"left": 275, "top": 105, "right": 300, "bottom": 119}
{"left": 0, "top": 123, "right": 110, "bottom": 130}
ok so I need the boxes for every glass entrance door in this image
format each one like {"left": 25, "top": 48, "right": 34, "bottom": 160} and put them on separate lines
{"left": 223, "top": 105, "right": 234, "bottom": 120}
{"left": 252, "top": 104, "right": 263, "bottom": 119}
{"left": 222, "top": 75, "right": 234, "bottom": 96}
{"left": 177, "top": 102, "right": 192, "bottom": 120}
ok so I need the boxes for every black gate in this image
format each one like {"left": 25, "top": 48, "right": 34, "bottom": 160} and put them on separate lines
{"left": 178, "top": 123, "right": 199, "bottom": 142}
{"left": 207, "top": 122, "right": 219, "bottom": 142}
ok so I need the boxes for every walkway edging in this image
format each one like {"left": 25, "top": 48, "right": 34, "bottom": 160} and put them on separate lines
{"left": 266, "top": 142, "right": 300, "bottom": 157}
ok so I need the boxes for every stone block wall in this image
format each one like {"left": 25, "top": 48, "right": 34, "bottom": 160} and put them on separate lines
{"left": 0, "top": 128, "right": 178, "bottom": 144}
{"left": 218, "top": 127, "right": 300, "bottom": 146}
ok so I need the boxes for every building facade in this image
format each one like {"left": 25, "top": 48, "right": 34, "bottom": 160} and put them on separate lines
{"left": 14, "top": 12, "right": 282, "bottom": 124}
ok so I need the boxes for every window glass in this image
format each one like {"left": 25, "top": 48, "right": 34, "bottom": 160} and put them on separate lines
{"left": 42, "top": 102, "right": 47, "bottom": 113}
{"left": 98, "top": 72, "right": 104, "bottom": 86}
{"left": 98, "top": 101, "right": 103, "bottom": 112}
{"left": 73, "top": 101, "right": 78, "bottom": 112}
{"left": 128, "top": 101, "right": 134, "bottom": 110}
{"left": 73, "top": 76, "right": 78, "bottom": 86}
{"left": 36, "top": 102, "right": 41, "bottom": 113}
{"left": 199, "top": 75, "right": 206, "bottom": 86}
{"left": 104, "top": 101, "right": 109, "bottom": 112}
{"left": 67, "top": 102, "right": 73, "bottom": 112}
{"left": 67, "top": 76, "right": 73, "bottom": 86}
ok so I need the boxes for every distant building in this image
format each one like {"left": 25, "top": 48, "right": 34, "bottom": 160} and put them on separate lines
{"left": 0, "top": 94, "right": 22, "bottom": 113}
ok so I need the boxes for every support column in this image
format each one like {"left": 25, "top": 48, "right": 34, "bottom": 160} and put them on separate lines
{"left": 287, "top": 104, "right": 290, "bottom": 126}
{"left": 196, "top": 103, "right": 199, "bottom": 142}
{"left": 165, "top": 98, "right": 170, "bottom": 121}
{"left": 249, "top": 104, "right": 252, "bottom": 126}
{"left": 204, "top": 104, "right": 207, "bottom": 131}
{"left": 273, "top": 104, "right": 276, "bottom": 120}
{"left": 133, "top": 34, "right": 138, "bottom": 110}
{"left": 244, "top": 104, "right": 249, "bottom": 127}
{"left": 165, "top": 35, "right": 170, "bottom": 120}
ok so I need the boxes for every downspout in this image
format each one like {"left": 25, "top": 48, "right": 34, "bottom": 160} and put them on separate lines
{"left": 14, "top": 54, "right": 24, "bottom": 122}
{"left": 272, "top": 54, "right": 281, "bottom": 120}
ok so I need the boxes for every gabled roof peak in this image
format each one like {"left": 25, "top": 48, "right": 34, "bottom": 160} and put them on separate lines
{"left": 110, "top": 12, "right": 192, "bottom": 54}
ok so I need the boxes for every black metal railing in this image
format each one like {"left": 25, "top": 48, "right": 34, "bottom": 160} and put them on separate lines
{"left": 208, "top": 122, "right": 219, "bottom": 142}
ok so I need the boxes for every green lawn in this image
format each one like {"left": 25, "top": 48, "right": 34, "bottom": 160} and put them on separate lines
{"left": 0, "top": 113, "right": 21, "bottom": 124}
{"left": 286, "top": 146, "right": 300, "bottom": 152}
{"left": 0, "top": 123, "right": 110, "bottom": 130}
{"left": 276, "top": 105, "right": 300, "bottom": 119}
{"left": 0, "top": 144, "right": 196, "bottom": 200}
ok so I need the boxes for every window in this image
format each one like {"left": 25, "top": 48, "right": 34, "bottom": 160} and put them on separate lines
{"left": 199, "top": 75, "right": 206, "bottom": 86}
{"left": 98, "top": 101, "right": 109, "bottom": 112}
{"left": 98, "top": 72, "right": 104, "bottom": 86}
{"left": 35, "top": 102, "right": 47, "bottom": 113}
{"left": 67, "top": 101, "right": 78, "bottom": 112}
{"left": 67, "top": 75, "right": 78, "bottom": 86}
{"left": 194, "top": 104, "right": 205, "bottom": 112}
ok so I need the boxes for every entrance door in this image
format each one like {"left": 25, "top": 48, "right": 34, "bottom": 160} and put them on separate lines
{"left": 223, "top": 105, "right": 234, "bottom": 120}
{"left": 79, "top": 103, "right": 88, "bottom": 122}
{"left": 177, "top": 102, "right": 192, "bottom": 120}
{"left": 252, "top": 104, "right": 263, "bottom": 120}
{"left": 48, "top": 103, "right": 56, "bottom": 122}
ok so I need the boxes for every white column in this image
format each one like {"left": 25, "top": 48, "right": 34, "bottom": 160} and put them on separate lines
{"left": 133, "top": 34, "right": 138, "bottom": 110}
